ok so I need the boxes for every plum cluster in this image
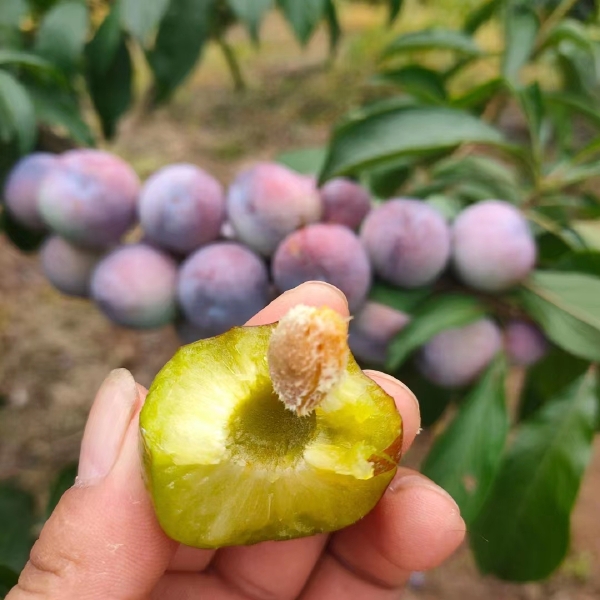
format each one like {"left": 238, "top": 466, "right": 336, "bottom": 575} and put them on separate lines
{"left": 3, "top": 150, "right": 546, "bottom": 389}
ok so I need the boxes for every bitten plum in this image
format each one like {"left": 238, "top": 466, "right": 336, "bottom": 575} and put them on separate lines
{"left": 272, "top": 224, "right": 371, "bottom": 312}
{"left": 360, "top": 199, "right": 451, "bottom": 288}
{"left": 139, "top": 164, "right": 225, "bottom": 254}
{"left": 348, "top": 301, "right": 410, "bottom": 366}
{"left": 452, "top": 200, "right": 536, "bottom": 292}
{"left": 505, "top": 319, "right": 548, "bottom": 366}
{"left": 38, "top": 149, "right": 140, "bottom": 248}
{"left": 320, "top": 177, "right": 371, "bottom": 230}
{"left": 227, "top": 162, "right": 322, "bottom": 256}
{"left": 4, "top": 153, "right": 58, "bottom": 230}
{"left": 178, "top": 242, "right": 270, "bottom": 337}
{"left": 417, "top": 318, "right": 502, "bottom": 388}
{"left": 91, "top": 244, "right": 178, "bottom": 329}
{"left": 40, "top": 236, "right": 102, "bottom": 297}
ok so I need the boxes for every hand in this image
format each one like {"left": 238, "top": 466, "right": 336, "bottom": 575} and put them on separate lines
{"left": 8, "top": 282, "right": 465, "bottom": 600}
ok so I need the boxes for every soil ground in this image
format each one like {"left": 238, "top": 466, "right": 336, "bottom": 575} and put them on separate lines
{"left": 1, "top": 3, "right": 599, "bottom": 598}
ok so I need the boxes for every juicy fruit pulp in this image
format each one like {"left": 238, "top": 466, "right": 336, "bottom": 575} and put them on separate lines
{"left": 140, "top": 321, "right": 402, "bottom": 549}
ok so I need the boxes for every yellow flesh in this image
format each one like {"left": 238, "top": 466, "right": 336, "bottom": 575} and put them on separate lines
{"left": 140, "top": 324, "right": 402, "bottom": 548}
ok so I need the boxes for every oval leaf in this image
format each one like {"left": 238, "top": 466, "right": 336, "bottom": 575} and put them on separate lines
{"left": 0, "top": 70, "right": 36, "bottom": 154}
{"left": 386, "top": 294, "right": 486, "bottom": 371}
{"left": 277, "top": 0, "right": 326, "bottom": 46}
{"left": 520, "top": 271, "right": 600, "bottom": 361}
{"left": 502, "top": 2, "right": 539, "bottom": 85}
{"left": 471, "top": 370, "right": 598, "bottom": 581}
{"left": 422, "top": 357, "right": 509, "bottom": 524}
{"left": 319, "top": 106, "right": 505, "bottom": 182}
{"left": 382, "top": 29, "right": 483, "bottom": 59}
{"left": 368, "top": 281, "right": 431, "bottom": 313}
{"left": 227, "top": 0, "right": 272, "bottom": 42}
{"left": 120, "top": 0, "right": 170, "bottom": 42}
{"left": 276, "top": 146, "right": 327, "bottom": 175}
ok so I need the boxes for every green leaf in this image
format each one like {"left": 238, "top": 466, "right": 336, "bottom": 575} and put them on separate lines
{"left": 86, "top": 7, "right": 132, "bottom": 139}
{"left": 373, "top": 65, "right": 447, "bottom": 102}
{"left": 45, "top": 463, "right": 78, "bottom": 519}
{"left": 324, "top": 0, "right": 340, "bottom": 53}
{"left": 464, "top": 0, "right": 501, "bottom": 34}
{"left": 382, "top": 29, "right": 483, "bottom": 59}
{"left": 546, "top": 92, "right": 600, "bottom": 129}
{"left": 452, "top": 77, "right": 505, "bottom": 112}
{"left": 0, "top": 565, "right": 18, "bottom": 597}
{"left": 0, "top": 0, "right": 27, "bottom": 48}
{"left": 319, "top": 106, "right": 506, "bottom": 182}
{"left": 0, "top": 481, "right": 35, "bottom": 572}
{"left": 148, "top": 0, "right": 216, "bottom": 104}
{"left": 364, "top": 156, "right": 415, "bottom": 199}
{"left": 0, "top": 50, "right": 60, "bottom": 75}
{"left": 0, "top": 71, "right": 36, "bottom": 155}
{"left": 520, "top": 270, "right": 600, "bottom": 362}
{"left": 540, "top": 18, "right": 596, "bottom": 55}
{"left": 388, "top": 0, "right": 403, "bottom": 23}
{"left": 387, "top": 294, "right": 486, "bottom": 371}
{"left": 227, "top": 0, "right": 272, "bottom": 42}
{"left": 368, "top": 281, "right": 432, "bottom": 313}
{"left": 276, "top": 146, "right": 326, "bottom": 175}
{"left": 422, "top": 358, "right": 509, "bottom": 524}
{"left": 502, "top": 1, "right": 539, "bottom": 85}
{"left": 426, "top": 194, "right": 464, "bottom": 219}
{"left": 1, "top": 206, "right": 47, "bottom": 253}
{"left": 34, "top": 1, "right": 89, "bottom": 74}
{"left": 555, "top": 251, "right": 600, "bottom": 275}
{"left": 518, "top": 82, "right": 545, "bottom": 157}
{"left": 120, "top": 0, "right": 170, "bottom": 41}
{"left": 471, "top": 371, "right": 598, "bottom": 581}
{"left": 277, "top": 0, "right": 326, "bottom": 46}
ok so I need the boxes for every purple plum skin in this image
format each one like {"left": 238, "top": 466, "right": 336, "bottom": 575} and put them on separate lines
{"left": 177, "top": 242, "right": 270, "bottom": 337}
{"left": 417, "top": 318, "right": 503, "bottom": 388}
{"left": 272, "top": 223, "right": 372, "bottom": 312}
{"left": 505, "top": 319, "right": 549, "bottom": 366}
{"left": 452, "top": 200, "right": 537, "bottom": 292}
{"left": 38, "top": 149, "right": 140, "bottom": 249}
{"left": 4, "top": 153, "right": 58, "bottom": 230}
{"left": 40, "top": 236, "right": 102, "bottom": 297}
{"left": 360, "top": 199, "right": 451, "bottom": 289}
{"left": 91, "top": 244, "right": 178, "bottom": 329}
{"left": 139, "top": 164, "right": 225, "bottom": 255}
{"left": 320, "top": 177, "right": 371, "bottom": 230}
{"left": 227, "top": 162, "right": 322, "bottom": 256}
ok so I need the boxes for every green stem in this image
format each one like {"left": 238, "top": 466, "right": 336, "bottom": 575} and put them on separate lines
{"left": 535, "top": 0, "right": 579, "bottom": 51}
{"left": 216, "top": 36, "right": 246, "bottom": 93}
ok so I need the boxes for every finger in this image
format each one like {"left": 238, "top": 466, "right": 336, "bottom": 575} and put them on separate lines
{"left": 324, "top": 468, "right": 466, "bottom": 591}
{"left": 246, "top": 281, "right": 349, "bottom": 326}
{"left": 8, "top": 370, "right": 177, "bottom": 600}
{"left": 363, "top": 371, "right": 420, "bottom": 454}
{"left": 213, "top": 535, "right": 328, "bottom": 600}
{"left": 167, "top": 545, "right": 213, "bottom": 573}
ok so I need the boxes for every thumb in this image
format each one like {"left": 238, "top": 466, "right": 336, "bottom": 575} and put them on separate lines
{"left": 8, "top": 369, "right": 177, "bottom": 600}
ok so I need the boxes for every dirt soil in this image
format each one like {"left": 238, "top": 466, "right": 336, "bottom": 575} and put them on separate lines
{"left": 1, "top": 6, "right": 599, "bottom": 599}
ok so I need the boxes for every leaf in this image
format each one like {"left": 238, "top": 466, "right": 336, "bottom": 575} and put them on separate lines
{"left": 452, "top": 77, "right": 505, "bottom": 112}
{"left": 518, "top": 82, "right": 545, "bottom": 156}
{"left": 0, "top": 0, "right": 27, "bottom": 48}
{"left": 471, "top": 371, "right": 598, "bottom": 581}
{"left": 0, "top": 481, "right": 35, "bottom": 572}
{"left": 555, "top": 251, "right": 600, "bottom": 275}
{"left": 502, "top": 1, "right": 539, "bottom": 85}
{"left": 382, "top": 29, "right": 483, "bottom": 59}
{"left": 319, "top": 106, "right": 506, "bottom": 182}
{"left": 540, "top": 18, "right": 596, "bottom": 55}
{"left": 422, "top": 358, "right": 509, "bottom": 524}
{"left": 387, "top": 294, "right": 486, "bottom": 371}
{"left": 276, "top": 147, "right": 326, "bottom": 175}
{"left": 426, "top": 194, "right": 464, "bottom": 220}
{"left": 148, "top": 0, "right": 216, "bottom": 104}
{"left": 464, "top": 0, "right": 501, "bottom": 34}
{"left": 0, "top": 50, "right": 60, "bottom": 75}
{"left": 546, "top": 92, "right": 600, "bottom": 129}
{"left": 368, "top": 281, "right": 432, "bottom": 313}
{"left": 86, "top": 6, "right": 133, "bottom": 139}
{"left": 0, "top": 71, "right": 36, "bottom": 155}
{"left": 277, "top": 0, "right": 327, "bottom": 46}
{"left": 364, "top": 156, "right": 415, "bottom": 199}
{"left": 34, "top": 1, "right": 89, "bottom": 74}
{"left": 0, "top": 206, "right": 47, "bottom": 253}
{"left": 0, "top": 565, "right": 18, "bottom": 597}
{"left": 227, "top": 0, "right": 272, "bottom": 42}
{"left": 120, "top": 0, "right": 170, "bottom": 41}
{"left": 373, "top": 65, "right": 447, "bottom": 102}
{"left": 45, "top": 463, "right": 78, "bottom": 519}
{"left": 388, "top": 0, "right": 403, "bottom": 23}
{"left": 324, "top": 0, "right": 340, "bottom": 53}
{"left": 520, "top": 271, "right": 600, "bottom": 362}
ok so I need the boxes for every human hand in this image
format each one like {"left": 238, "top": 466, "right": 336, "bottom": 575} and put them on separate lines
{"left": 8, "top": 282, "right": 465, "bottom": 600}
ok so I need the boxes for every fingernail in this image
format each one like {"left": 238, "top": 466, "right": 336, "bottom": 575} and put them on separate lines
{"left": 286, "top": 281, "right": 349, "bottom": 308}
{"left": 364, "top": 370, "right": 420, "bottom": 416}
{"left": 388, "top": 474, "right": 459, "bottom": 510}
{"left": 77, "top": 369, "right": 139, "bottom": 486}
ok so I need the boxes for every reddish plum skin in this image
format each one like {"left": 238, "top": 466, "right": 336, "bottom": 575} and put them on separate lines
{"left": 4, "top": 153, "right": 58, "bottom": 230}
{"left": 320, "top": 178, "right": 371, "bottom": 230}
{"left": 38, "top": 149, "right": 140, "bottom": 248}
{"left": 40, "top": 236, "right": 102, "bottom": 297}
{"left": 360, "top": 199, "right": 451, "bottom": 288}
{"left": 178, "top": 242, "right": 270, "bottom": 337}
{"left": 227, "top": 162, "right": 322, "bottom": 256}
{"left": 139, "top": 164, "right": 225, "bottom": 254}
{"left": 348, "top": 301, "right": 410, "bottom": 367}
{"left": 505, "top": 319, "right": 549, "bottom": 366}
{"left": 272, "top": 224, "right": 372, "bottom": 312}
{"left": 452, "top": 200, "right": 536, "bottom": 292}
{"left": 91, "top": 244, "right": 178, "bottom": 329}
{"left": 417, "top": 318, "right": 503, "bottom": 388}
